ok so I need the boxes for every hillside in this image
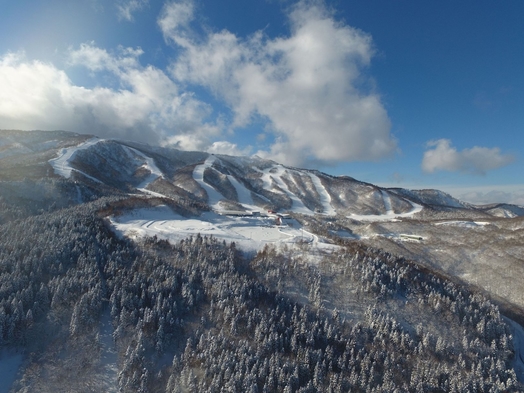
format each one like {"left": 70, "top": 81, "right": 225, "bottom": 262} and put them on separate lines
{"left": 1, "top": 130, "right": 524, "bottom": 392}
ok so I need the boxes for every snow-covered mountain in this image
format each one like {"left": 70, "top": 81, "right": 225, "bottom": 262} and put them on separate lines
{"left": 2, "top": 130, "right": 519, "bottom": 219}
{"left": 2, "top": 130, "right": 524, "bottom": 392}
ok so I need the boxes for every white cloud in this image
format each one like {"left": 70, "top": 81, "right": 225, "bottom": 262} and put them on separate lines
{"left": 438, "top": 184, "right": 524, "bottom": 206}
{"left": 116, "top": 0, "right": 149, "bottom": 21}
{"left": 0, "top": 47, "right": 219, "bottom": 144}
{"left": 422, "top": 139, "right": 514, "bottom": 175}
{"left": 160, "top": 0, "right": 396, "bottom": 167}
{"left": 206, "top": 141, "right": 252, "bottom": 156}
{"left": 158, "top": 0, "right": 195, "bottom": 47}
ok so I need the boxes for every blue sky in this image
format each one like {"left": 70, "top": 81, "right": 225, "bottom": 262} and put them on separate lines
{"left": 1, "top": 0, "right": 523, "bottom": 205}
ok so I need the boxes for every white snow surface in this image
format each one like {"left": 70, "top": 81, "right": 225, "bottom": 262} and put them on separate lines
{"left": 261, "top": 165, "right": 313, "bottom": 214}
{"left": 381, "top": 190, "right": 394, "bottom": 215}
{"left": 110, "top": 205, "right": 335, "bottom": 253}
{"left": 349, "top": 200, "right": 423, "bottom": 222}
{"left": 434, "top": 221, "right": 490, "bottom": 228}
{"left": 309, "top": 173, "right": 336, "bottom": 215}
{"left": 122, "top": 145, "right": 164, "bottom": 189}
{"left": 193, "top": 156, "right": 225, "bottom": 209}
{"left": 48, "top": 137, "right": 102, "bottom": 181}
{"left": 227, "top": 174, "right": 255, "bottom": 208}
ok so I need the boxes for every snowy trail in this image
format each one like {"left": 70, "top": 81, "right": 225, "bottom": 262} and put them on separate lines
{"left": 309, "top": 173, "right": 336, "bottom": 215}
{"left": 227, "top": 175, "right": 255, "bottom": 207}
{"left": 381, "top": 190, "right": 394, "bottom": 215}
{"left": 98, "top": 310, "right": 118, "bottom": 392}
{"left": 122, "top": 146, "right": 164, "bottom": 189}
{"left": 264, "top": 166, "right": 313, "bottom": 214}
{"left": 193, "top": 156, "right": 225, "bottom": 208}
{"left": 49, "top": 138, "right": 102, "bottom": 180}
{"left": 349, "top": 198, "right": 423, "bottom": 222}
{"left": 75, "top": 185, "right": 83, "bottom": 203}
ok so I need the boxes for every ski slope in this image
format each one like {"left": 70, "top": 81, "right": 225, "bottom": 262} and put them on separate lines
{"left": 349, "top": 200, "right": 423, "bottom": 222}
{"left": 227, "top": 174, "right": 255, "bottom": 208}
{"left": 193, "top": 156, "right": 225, "bottom": 209}
{"left": 122, "top": 146, "right": 164, "bottom": 190}
{"left": 260, "top": 165, "right": 313, "bottom": 215}
{"left": 49, "top": 137, "right": 102, "bottom": 181}
{"left": 309, "top": 173, "right": 336, "bottom": 215}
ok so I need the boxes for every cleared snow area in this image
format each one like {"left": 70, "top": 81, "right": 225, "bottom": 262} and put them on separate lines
{"left": 349, "top": 200, "right": 423, "bottom": 222}
{"left": 261, "top": 166, "right": 313, "bottom": 215}
{"left": 381, "top": 190, "right": 394, "bottom": 215}
{"left": 434, "top": 221, "right": 490, "bottom": 228}
{"left": 0, "top": 350, "right": 23, "bottom": 393}
{"left": 193, "top": 156, "right": 225, "bottom": 209}
{"left": 97, "top": 310, "right": 118, "bottom": 392}
{"left": 123, "top": 146, "right": 164, "bottom": 189}
{"left": 309, "top": 173, "right": 336, "bottom": 215}
{"left": 48, "top": 137, "right": 102, "bottom": 181}
{"left": 109, "top": 206, "right": 336, "bottom": 252}
{"left": 226, "top": 175, "right": 255, "bottom": 208}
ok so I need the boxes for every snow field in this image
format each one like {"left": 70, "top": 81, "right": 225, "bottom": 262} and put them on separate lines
{"left": 110, "top": 206, "right": 329, "bottom": 252}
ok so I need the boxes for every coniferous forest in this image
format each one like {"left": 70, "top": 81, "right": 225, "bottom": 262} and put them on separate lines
{"left": 0, "top": 194, "right": 522, "bottom": 392}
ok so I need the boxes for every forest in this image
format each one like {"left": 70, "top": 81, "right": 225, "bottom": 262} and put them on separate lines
{"left": 0, "top": 194, "right": 522, "bottom": 392}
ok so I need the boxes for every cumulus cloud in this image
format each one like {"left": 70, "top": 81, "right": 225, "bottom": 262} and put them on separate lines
{"left": 159, "top": 0, "right": 396, "bottom": 166}
{"left": 1, "top": 1, "right": 396, "bottom": 165}
{"left": 116, "top": 0, "right": 149, "bottom": 21}
{"left": 422, "top": 139, "right": 514, "bottom": 175}
{"left": 0, "top": 46, "right": 219, "bottom": 144}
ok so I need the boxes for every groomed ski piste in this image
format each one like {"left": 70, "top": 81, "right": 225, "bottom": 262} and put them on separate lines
{"left": 349, "top": 190, "right": 423, "bottom": 222}
{"left": 49, "top": 137, "right": 102, "bottom": 182}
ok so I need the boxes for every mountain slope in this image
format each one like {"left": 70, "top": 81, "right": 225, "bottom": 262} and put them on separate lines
{"left": 2, "top": 130, "right": 524, "bottom": 392}
{"left": 2, "top": 129, "right": 521, "bottom": 220}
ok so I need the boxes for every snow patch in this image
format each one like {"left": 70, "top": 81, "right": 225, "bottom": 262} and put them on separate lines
{"left": 381, "top": 190, "right": 393, "bottom": 215}
{"left": 505, "top": 318, "right": 524, "bottom": 383}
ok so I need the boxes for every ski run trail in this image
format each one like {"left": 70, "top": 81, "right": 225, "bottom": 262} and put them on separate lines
{"left": 48, "top": 137, "right": 102, "bottom": 182}
{"left": 309, "top": 172, "right": 337, "bottom": 215}
{"left": 122, "top": 145, "right": 164, "bottom": 190}
{"left": 193, "top": 155, "right": 225, "bottom": 209}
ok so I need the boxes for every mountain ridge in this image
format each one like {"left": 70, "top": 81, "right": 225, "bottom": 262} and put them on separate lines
{"left": 2, "top": 129, "right": 520, "bottom": 219}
